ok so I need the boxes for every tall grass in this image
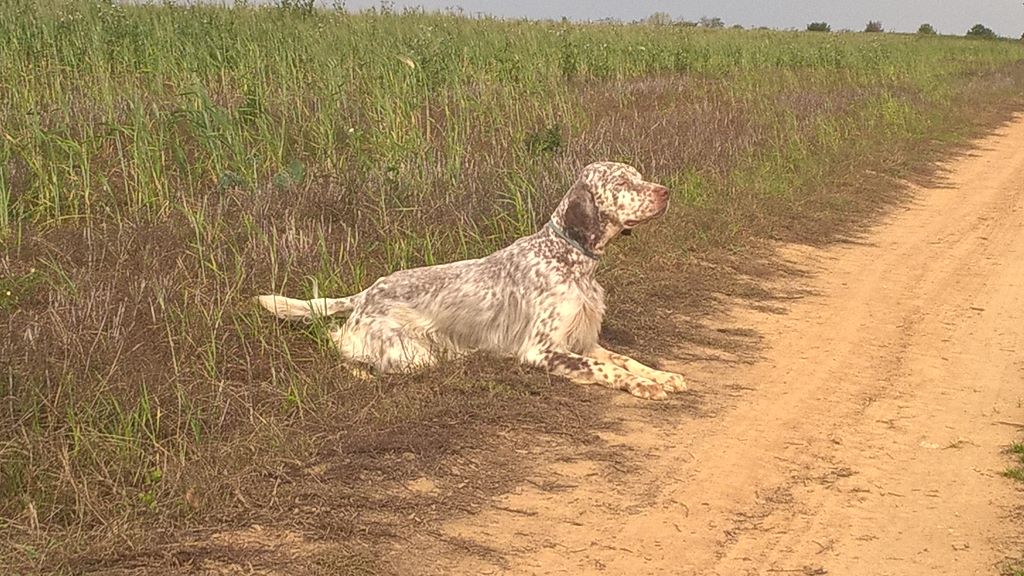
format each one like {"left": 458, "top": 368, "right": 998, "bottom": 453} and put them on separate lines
{"left": 2, "top": 1, "right": 1021, "bottom": 234}
{"left": 1, "top": 1, "right": 1023, "bottom": 572}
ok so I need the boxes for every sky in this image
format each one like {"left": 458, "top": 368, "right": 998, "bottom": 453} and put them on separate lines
{"left": 334, "top": 0, "right": 1024, "bottom": 38}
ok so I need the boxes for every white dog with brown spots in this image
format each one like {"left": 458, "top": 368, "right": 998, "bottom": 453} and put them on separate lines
{"left": 258, "top": 161, "right": 687, "bottom": 400}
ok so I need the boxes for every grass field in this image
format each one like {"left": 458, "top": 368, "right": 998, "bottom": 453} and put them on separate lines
{"left": 2, "top": 1, "right": 1024, "bottom": 573}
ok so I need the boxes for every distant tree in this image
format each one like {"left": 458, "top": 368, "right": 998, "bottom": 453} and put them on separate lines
{"left": 966, "top": 24, "right": 997, "bottom": 39}
{"left": 645, "top": 12, "right": 673, "bottom": 26}
{"left": 731, "top": 24, "right": 744, "bottom": 30}
{"left": 1020, "top": 31, "right": 1024, "bottom": 41}
{"left": 806, "top": 22, "right": 831, "bottom": 32}
{"left": 699, "top": 16, "right": 725, "bottom": 29}
{"left": 917, "top": 23, "right": 937, "bottom": 35}
{"left": 864, "top": 21, "right": 884, "bottom": 33}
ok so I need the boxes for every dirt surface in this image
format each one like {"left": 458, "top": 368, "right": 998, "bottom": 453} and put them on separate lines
{"left": 408, "top": 117, "right": 1024, "bottom": 575}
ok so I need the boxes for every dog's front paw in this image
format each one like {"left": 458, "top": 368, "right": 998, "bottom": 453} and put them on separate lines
{"left": 624, "top": 376, "right": 668, "bottom": 400}
{"left": 655, "top": 372, "right": 688, "bottom": 393}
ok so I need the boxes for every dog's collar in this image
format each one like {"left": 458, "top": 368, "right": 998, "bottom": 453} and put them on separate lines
{"left": 546, "top": 221, "right": 600, "bottom": 261}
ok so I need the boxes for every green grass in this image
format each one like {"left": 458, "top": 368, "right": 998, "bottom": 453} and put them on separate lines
{"left": 1, "top": 1, "right": 1024, "bottom": 573}
{"left": 2, "top": 1, "right": 1022, "bottom": 235}
{"left": 1004, "top": 441, "right": 1024, "bottom": 482}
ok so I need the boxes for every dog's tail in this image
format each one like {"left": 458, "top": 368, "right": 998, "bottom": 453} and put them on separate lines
{"left": 255, "top": 294, "right": 358, "bottom": 320}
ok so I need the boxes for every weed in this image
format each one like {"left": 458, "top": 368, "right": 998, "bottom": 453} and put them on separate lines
{"left": 1003, "top": 441, "right": 1024, "bottom": 482}
{"left": 1002, "top": 559, "right": 1024, "bottom": 576}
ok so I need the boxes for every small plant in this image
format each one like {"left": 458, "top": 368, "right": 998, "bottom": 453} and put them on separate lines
{"left": 136, "top": 467, "right": 163, "bottom": 509}
{"left": 217, "top": 170, "right": 248, "bottom": 191}
{"left": 917, "top": 23, "right": 936, "bottom": 35}
{"left": 0, "top": 269, "right": 42, "bottom": 310}
{"left": 966, "top": 24, "right": 998, "bottom": 39}
{"left": 272, "top": 160, "right": 307, "bottom": 191}
{"left": 1000, "top": 560, "right": 1024, "bottom": 576}
{"left": 524, "top": 125, "right": 563, "bottom": 155}
{"left": 807, "top": 22, "right": 831, "bottom": 33}
{"left": 865, "top": 21, "right": 884, "bottom": 33}
{"left": 1003, "top": 441, "right": 1024, "bottom": 482}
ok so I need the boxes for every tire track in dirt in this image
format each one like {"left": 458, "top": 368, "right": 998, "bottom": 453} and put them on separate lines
{"left": 409, "top": 115, "right": 1024, "bottom": 575}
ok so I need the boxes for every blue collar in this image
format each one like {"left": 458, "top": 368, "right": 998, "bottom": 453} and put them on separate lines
{"left": 546, "top": 221, "right": 600, "bottom": 261}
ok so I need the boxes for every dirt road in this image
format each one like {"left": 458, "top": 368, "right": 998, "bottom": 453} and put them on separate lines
{"left": 424, "top": 117, "right": 1024, "bottom": 575}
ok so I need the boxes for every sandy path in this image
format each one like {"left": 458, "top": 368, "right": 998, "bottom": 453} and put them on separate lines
{"left": 427, "top": 116, "right": 1024, "bottom": 575}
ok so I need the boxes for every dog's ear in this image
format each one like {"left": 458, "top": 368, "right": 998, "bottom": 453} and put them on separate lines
{"left": 562, "top": 180, "right": 602, "bottom": 250}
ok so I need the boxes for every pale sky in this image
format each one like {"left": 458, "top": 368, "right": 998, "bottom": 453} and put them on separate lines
{"left": 335, "top": 0, "right": 1024, "bottom": 38}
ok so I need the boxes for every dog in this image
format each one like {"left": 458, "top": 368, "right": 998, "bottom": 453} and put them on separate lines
{"left": 257, "top": 161, "right": 687, "bottom": 399}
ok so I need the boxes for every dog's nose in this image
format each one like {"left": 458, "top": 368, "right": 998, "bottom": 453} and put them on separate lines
{"left": 651, "top": 185, "right": 669, "bottom": 199}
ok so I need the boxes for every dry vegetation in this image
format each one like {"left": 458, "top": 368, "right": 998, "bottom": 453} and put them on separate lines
{"left": 2, "top": 1, "right": 1024, "bottom": 573}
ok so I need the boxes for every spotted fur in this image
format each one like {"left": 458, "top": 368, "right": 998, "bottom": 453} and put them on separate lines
{"left": 257, "top": 161, "right": 687, "bottom": 400}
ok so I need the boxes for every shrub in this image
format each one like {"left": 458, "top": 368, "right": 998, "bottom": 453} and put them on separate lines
{"left": 865, "top": 21, "right": 884, "bottom": 33}
{"left": 699, "top": 16, "right": 725, "bottom": 29}
{"left": 807, "top": 22, "right": 831, "bottom": 32}
{"left": 966, "top": 24, "right": 997, "bottom": 39}
{"left": 917, "top": 23, "right": 936, "bottom": 35}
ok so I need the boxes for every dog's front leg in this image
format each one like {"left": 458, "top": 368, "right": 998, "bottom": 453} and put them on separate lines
{"left": 523, "top": 349, "right": 667, "bottom": 400}
{"left": 587, "top": 345, "right": 687, "bottom": 393}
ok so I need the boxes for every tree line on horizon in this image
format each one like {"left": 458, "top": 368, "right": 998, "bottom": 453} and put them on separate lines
{"left": 636, "top": 11, "right": 1020, "bottom": 40}
{"left": 272, "top": 3, "right": 1024, "bottom": 40}
{"left": 806, "top": 20, "right": 1011, "bottom": 39}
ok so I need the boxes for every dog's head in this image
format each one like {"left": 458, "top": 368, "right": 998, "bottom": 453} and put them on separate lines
{"left": 551, "top": 161, "right": 669, "bottom": 257}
